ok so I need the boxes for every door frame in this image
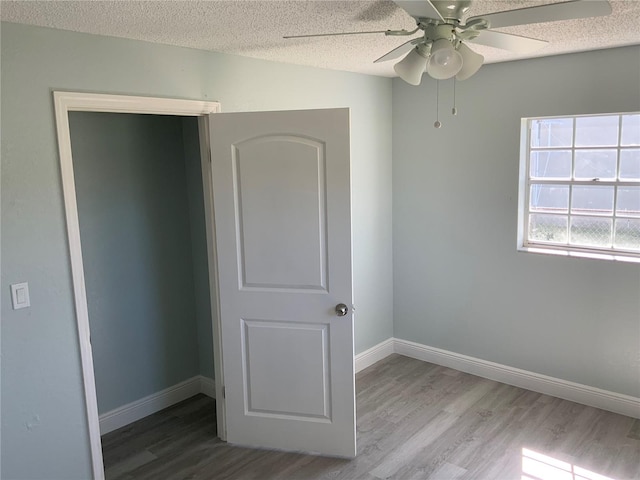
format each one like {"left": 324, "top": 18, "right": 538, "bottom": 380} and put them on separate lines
{"left": 53, "top": 91, "right": 224, "bottom": 479}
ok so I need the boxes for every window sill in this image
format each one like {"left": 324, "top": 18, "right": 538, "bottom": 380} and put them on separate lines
{"left": 518, "top": 245, "right": 640, "bottom": 264}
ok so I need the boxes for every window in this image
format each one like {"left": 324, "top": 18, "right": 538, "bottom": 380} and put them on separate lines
{"left": 518, "top": 113, "right": 640, "bottom": 262}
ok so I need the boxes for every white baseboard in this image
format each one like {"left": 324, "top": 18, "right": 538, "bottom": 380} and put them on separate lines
{"left": 199, "top": 375, "right": 216, "bottom": 398}
{"left": 394, "top": 338, "right": 640, "bottom": 419}
{"left": 99, "top": 338, "right": 639, "bottom": 436}
{"left": 355, "top": 338, "right": 395, "bottom": 373}
{"left": 99, "top": 375, "right": 215, "bottom": 435}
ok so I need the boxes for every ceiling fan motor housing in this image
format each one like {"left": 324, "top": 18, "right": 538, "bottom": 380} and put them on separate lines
{"left": 422, "top": 23, "right": 458, "bottom": 43}
{"left": 432, "top": 0, "right": 472, "bottom": 22}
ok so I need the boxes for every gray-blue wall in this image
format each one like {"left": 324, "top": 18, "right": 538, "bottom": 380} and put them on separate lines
{"left": 1, "top": 22, "right": 393, "bottom": 479}
{"left": 69, "top": 112, "right": 210, "bottom": 414}
{"left": 393, "top": 45, "right": 640, "bottom": 399}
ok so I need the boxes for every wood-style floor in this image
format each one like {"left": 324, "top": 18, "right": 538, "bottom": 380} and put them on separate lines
{"left": 102, "top": 354, "right": 640, "bottom": 479}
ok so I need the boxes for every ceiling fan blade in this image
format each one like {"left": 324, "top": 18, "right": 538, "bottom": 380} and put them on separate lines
{"left": 467, "top": 0, "right": 612, "bottom": 30}
{"left": 467, "top": 30, "right": 548, "bottom": 54}
{"left": 393, "top": 0, "right": 444, "bottom": 21}
{"left": 374, "top": 37, "right": 423, "bottom": 63}
{"left": 283, "top": 30, "right": 389, "bottom": 39}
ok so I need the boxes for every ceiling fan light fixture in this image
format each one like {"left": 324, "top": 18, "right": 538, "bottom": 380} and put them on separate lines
{"left": 394, "top": 46, "right": 429, "bottom": 86}
{"left": 455, "top": 42, "right": 484, "bottom": 81}
{"left": 426, "top": 38, "right": 463, "bottom": 80}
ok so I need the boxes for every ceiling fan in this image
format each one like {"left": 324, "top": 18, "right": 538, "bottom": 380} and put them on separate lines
{"left": 284, "top": 0, "right": 612, "bottom": 85}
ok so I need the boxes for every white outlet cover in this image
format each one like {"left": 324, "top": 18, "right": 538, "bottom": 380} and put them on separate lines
{"left": 11, "top": 282, "right": 30, "bottom": 310}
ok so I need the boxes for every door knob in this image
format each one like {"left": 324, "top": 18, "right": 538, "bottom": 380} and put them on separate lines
{"left": 335, "top": 303, "right": 348, "bottom": 317}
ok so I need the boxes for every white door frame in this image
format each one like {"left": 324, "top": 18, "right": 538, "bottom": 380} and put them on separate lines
{"left": 53, "top": 91, "right": 224, "bottom": 479}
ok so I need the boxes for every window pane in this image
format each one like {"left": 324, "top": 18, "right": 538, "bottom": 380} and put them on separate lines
{"left": 617, "top": 187, "right": 640, "bottom": 218}
{"left": 570, "top": 217, "right": 612, "bottom": 247}
{"left": 531, "top": 118, "right": 573, "bottom": 148}
{"left": 575, "top": 115, "right": 619, "bottom": 147}
{"left": 530, "top": 185, "right": 569, "bottom": 213}
{"left": 621, "top": 114, "right": 640, "bottom": 146}
{"left": 523, "top": 113, "right": 640, "bottom": 258}
{"left": 571, "top": 186, "right": 614, "bottom": 215}
{"left": 574, "top": 149, "right": 617, "bottom": 180}
{"left": 529, "top": 214, "right": 568, "bottom": 243}
{"left": 620, "top": 149, "right": 640, "bottom": 180}
{"left": 614, "top": 218, "right": 640, "bottom": 250}
{"left": 530, "top": 150, "right": 571, "bottom": 179}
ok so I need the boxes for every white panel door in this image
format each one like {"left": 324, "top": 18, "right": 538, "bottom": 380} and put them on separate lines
{"left": 209, "top": 108, "right": 355, "bottom": 457}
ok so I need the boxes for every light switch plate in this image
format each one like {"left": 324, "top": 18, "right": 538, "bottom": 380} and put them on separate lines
{"left": 11, "top": 282, "right": 31, "bottom": 310}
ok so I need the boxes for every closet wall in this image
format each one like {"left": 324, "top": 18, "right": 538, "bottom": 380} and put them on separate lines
{"left": 70, "top": 112, "right": 213, "bottom": 413}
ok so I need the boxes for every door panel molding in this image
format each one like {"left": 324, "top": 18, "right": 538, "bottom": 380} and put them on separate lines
{"left": 232, "top": 135, "right": 329, "bottom": 292}
{"left": 241, "top": 319, "right": 331, "bottom": 421}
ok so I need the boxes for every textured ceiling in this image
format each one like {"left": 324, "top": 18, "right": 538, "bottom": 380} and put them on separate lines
{"left": 1, "top": 0, "right": 639, "bottom": 77}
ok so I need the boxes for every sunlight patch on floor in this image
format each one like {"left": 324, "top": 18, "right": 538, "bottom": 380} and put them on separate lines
{"left": 522, "top": 448, "right": 615, "bottom": 480}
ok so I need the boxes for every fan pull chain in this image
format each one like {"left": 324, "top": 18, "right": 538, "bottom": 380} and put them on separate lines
{"left": 452, "top": 78, "right": 458, "bottom": 116}
{"left": 434, "top": 80, "right": 442, "bottom": 129}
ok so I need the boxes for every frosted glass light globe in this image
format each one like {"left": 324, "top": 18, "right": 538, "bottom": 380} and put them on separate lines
{"left": 394, "top": 47, "right": 429, "bottom": 86}
{"left": 426, "top": 39, "right": 463, "bottom": 80}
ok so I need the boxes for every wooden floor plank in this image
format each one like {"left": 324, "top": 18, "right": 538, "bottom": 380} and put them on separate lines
{"left": 103, "top": 354, "right": 640, "bottom": 479}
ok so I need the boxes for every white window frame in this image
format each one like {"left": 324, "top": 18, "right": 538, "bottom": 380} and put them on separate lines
{"left": 518, "top": 112, "right": 640, "bottom": 263}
